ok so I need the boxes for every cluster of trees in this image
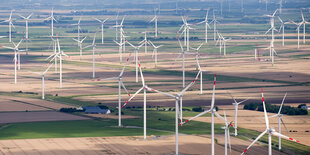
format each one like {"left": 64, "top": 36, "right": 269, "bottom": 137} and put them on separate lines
{"left": 244, "top": 103, "right": 308, "bottom": 115}
{"left": 66, "top": 29, "right": 89, "bottom": 33}
{"left": 192, "top": 106, "right": 218, "bottom": 112}
{"left": 59, "top": 108, "right": 84, "bottom": 113}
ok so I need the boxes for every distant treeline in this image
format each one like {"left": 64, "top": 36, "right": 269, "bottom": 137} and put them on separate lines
{"left": 244, "top": 103, "right": 308, "bottom": 115}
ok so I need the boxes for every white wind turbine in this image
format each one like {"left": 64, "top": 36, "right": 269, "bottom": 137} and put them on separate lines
{"left": 148, "top": 40, "right": 163, "bottom": 67}
{"left": 175, "top": 39, "right": 195, "bottom": 88}
{"left": 241, "top": 89, "right": 300, "bottom": 155}
{"left": 218, "top": 33, "right": 231, "bottom": 56}
{"left": 195, "top": 57, "right": 208, "bottom": 95}
{"left": 288, "top": 20, "right": 302, "bottom": 49}
{"left": 46, "top": 35, "right": 68, "bottom": 88}
{"left": 139, "top": 31, "right": 148, "bottom": 53}
{"left": 300, "top": 10, "right": 309, "bottom": 44}
{"left": 0, "top": 38, "right": 24, "bottom": 84}
{"left": 73, "top": 36, "right": 87, "bottom": 60}
{"left": 113, "top": 40, "right": 125, "bottom": 63}
{"left": 71, "top": 17, "right": 82, "bottom": 47}
{"left": 31, "top": 62, "right": 54, "bottom": 99}
{"left": 45, "top": 8, "right": 57, "bottom": 37}
{"left": 279, "top": 0, "right": 283, "bottom": 14}
{"left": 221, "top": 111, "right": 234, "bottom": 155}
{"left": 84, "top": 32, "right": 97, "bottom": 78}
{"left": 278, "top": 16, "right": 291, "bottom": 46}
{"left": 196, "top": 9, "right": 211, "bottom": 43}
{"left": 228, "top": 92, "right": 249, "bottom": 136}
{"left": 113, "top": 16, "right": 126, "bottom": 53}
{"left": 94, "top": 58, "right": 130, "bottom": 127}
{"left": 265, "top": 9, "right": 278, "bottom": 66}
{"left": 210, "top": 10, "right": 219, "bottom": 41}
{"left": 19, "top": 13, "right": 33, "bottom": 53}
{"left": 126, "top": 41, "right": 144, "bottom": 83}
{"left": 93, "top": 17, "right": 109, "bottom": 44}
{"left": 181, "top": 74, "right": 217, "bottom": 155}
{"left": 216, "top": 32, "right": 223, "bottom": 54}
{"left": 149, "top": 9, "right": 158, "bottom": 38}
{"left": 269, "top": 93, "right": 288, "bottom": 151}
{"left": 178, "top": 16, "right": 193, "bottom": 51}
{"left": 1, "top": 10, "right": 15, "bottom": 42}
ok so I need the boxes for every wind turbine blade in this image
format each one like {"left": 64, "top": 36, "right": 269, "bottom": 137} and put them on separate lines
{"left": 214, "top": 111, "right": 226, "bottom": 122}
{"left": 149, "top": 16, "right": 156, "bottom": 22}
{"left": 271, "top": 131, "right": 299, "bottom": 143}
{"left": 27, "top": 13, "right": 33, "bottom": 19}
{"left": 227, "top": 91, "right": 237, "bottom": 104}
{"left": 238, "top": 98, "right": 249, "bottom": 105}
{"left": 81, "top": 36, "right": 87, "bottom": 42}
{"left": 120, "top": 58, "right": 130, "bottom": 77}
{"left": 93, "top": 17, "right": 102, "bottom": 23}
{"left": 179, "top": 71, "right": 201, "bottom": 95}
{"left": 120, "top": 16, "right": 125, "bottom": 25}
{"left": 122, "top": 87, "right": 144, "bottom": 108}
{"left": 178, "top": 39, "right": 184, "bottom": 51}
{"left": 43, "top": 62, "right": 54, "bottom": 75}
{"left": 103, "top": 18, "right": 109, "bottom": 23}
{"left": 278, "top": 92, "right": 287, "bottom": 114}
{"left": 138, "top": 60, "right": 145, "bottom": 86}
{"left": 0, "top": 45, "right": 15, "bottom": 50}
{"left": 261, "top": 89, "right": 269, "bottom": 129}
{"left": 120, "top": 81, "right": 130, "bottom": 96}
{"left": 241, "top": 130, "right": 268, "bottom": 155}
{"left": 96, "top": 77, "right": 118, "bottom": 81}
{"left": 265, "top": 27, "right": 272, "bottom": 35}
{"left": 145, "top": 86, "right": 175, "bottom": 98}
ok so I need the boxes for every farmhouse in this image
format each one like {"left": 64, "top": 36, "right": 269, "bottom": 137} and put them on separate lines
{"left": 83, "top": 106, "right": 111, "bottom": 114}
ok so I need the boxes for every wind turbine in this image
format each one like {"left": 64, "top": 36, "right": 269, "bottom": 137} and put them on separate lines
{"left": 278, "top": 16, "right": 290, "bottom": 46}
{"left": 300, "top": 10, "right": 309, "bottom": 44}
{"left": 114, "top": 40, "right": 125, "bottom": 63}
{"left": 0, "top": 38, "right": 24, "bottom": 84}
{"left": 178, "top": 16, "right": 193, "bottom": 51}
{"left": 190, "top": 42, "right": 204, "bottom": 71}
{"left": 216, "top": 32, "right": 223, "bottom": 55}
{"left": 210, "top": 10, "right": 219, "bottom": 41}
{"left": 241, "top": 89, "right": 300, "bottom": 155}
{"left": 19, "top": 13, "right": 33, "bottom": 53}
{"left": 288, "top": 19, "right": 302, "bottom": 49}
{"left": 71, "top": 17, "right": 82, "bottom": 47}
{"left": 45, "top": 8, "right": 57, "bottom": 37}
{"left": 196, "top": 9, "right": 211, "bottom": 43}
{"left": 221, "top": 111, "right": 233, "bottom": 155}
{"left": 264, "top": 41, "right": 277, "bottom": 66}
{"left": 149, "top": 9, "right": 158, "bottom": 38}
{"left": 195, "top": 57, "right": 208, "bottom": 95}
{"left": 148, "top": 40, "right": 163, "bottom": 67}
{"left": 73, "top": 36, "right": 87, "bottom": 60}
{"left": 84, "top": 32, "right": 97, "bottom": 78}
{"left": 94, "top": 58, "right": 130, "bottom": 127}
{"left": 93, "top": 17, "right": 109, "bottom": 44}
{"left": 126, "top": 41, "right": 144, "bottom": 83}
{"left": 279, "top": 0, "right": 283, "bottom": 14}
{"left": 269, "top": 93, "right": 288, "bottom": 150}
{"left": 265, "top": 9, "right": 278, "bottom": 63}
{"left": 218, "top": 33, "right": 231, "bottom": 56}
{"left": 175, "top": 39, "right": 195, "bottom": 88}
{"left": 181, "top": 74, "right": 217, "bottom": 155}
{"left": 113, "top": 16, "right": 126, "bottom": 53}
{"left": 139, "top": 31, "right": 148, "bottom": 53}
{"left": 46, "top": 35, "right": 68, "bottom": 88}
{"left": 228, "top": 92, "right": 249, "bottom": 136}
{"left": 1, "top": 10, "right": 15, "bottom": 42}
{"left": 31, "top": 62, "right": 54, "bottom": 99}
